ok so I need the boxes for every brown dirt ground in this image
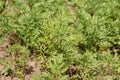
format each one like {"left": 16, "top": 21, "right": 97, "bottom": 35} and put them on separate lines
{"left": 0, "top": 39, "right": 40, "bottom": 80}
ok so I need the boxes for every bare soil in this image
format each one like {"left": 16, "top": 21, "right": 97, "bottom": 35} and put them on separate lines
{"left": 0, "top": 39, "right": 40, "bottom": 80}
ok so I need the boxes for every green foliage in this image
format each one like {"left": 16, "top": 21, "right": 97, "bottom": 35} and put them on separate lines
{"left": 5, "top": 43, "right": 30, "bottom": 79}
{"left": 32, "top": 54, "right": 68, "bottom": 80}
{"left": 0, "top": 0, "right": 120, "bottom": 80}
